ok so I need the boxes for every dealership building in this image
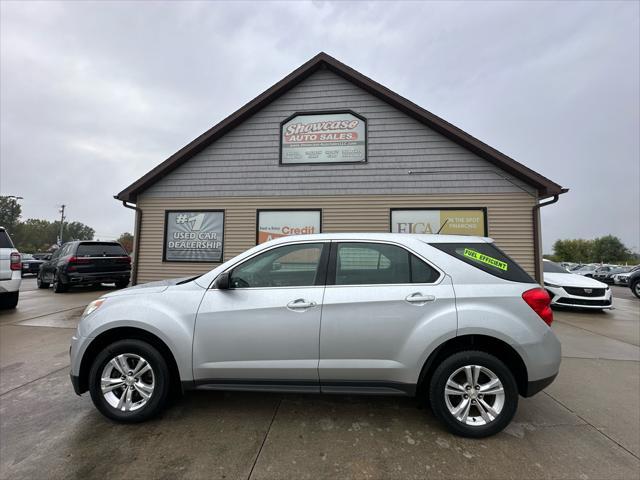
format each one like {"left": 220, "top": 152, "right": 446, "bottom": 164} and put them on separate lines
{"left": 116, "top": 53, "right": 566, "bottom": 285}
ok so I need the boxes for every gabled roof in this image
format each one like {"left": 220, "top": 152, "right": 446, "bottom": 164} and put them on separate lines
{"left": 116, "top": 52, "right": 566, "bottom": 202}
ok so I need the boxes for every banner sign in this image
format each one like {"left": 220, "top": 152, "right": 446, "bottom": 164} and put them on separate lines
{"left": 281, "top": 112, "right": 366, "bottom": 164}
{"left": 257, "top": 210, "right": 321, "bottom": 244}
{"left": 391, "top": 209, "right": 487, "bottom": 236}
{"left": 164, "top": 211, "right": 224, "bottom": 262}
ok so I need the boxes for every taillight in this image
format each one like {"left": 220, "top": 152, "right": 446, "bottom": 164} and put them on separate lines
{"left": 10, "top": 252, "right": 21, "bottom": 270}
{"left": 522, "top": 288, "right": 553, "bottom": 326}
{"left": 68, "top": 256, "right": 90, "bottom": 264}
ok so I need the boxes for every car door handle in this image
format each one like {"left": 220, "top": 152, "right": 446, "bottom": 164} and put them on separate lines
{"left": 405, "top": 293, "right": 436, "bottom": 304}
{"left": 286, "top": 299, "right": 317, "bottom": 311}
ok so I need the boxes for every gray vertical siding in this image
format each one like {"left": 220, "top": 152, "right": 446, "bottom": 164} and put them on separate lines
{"left": 143, "top": 68, "right": 535, "bottom": 198}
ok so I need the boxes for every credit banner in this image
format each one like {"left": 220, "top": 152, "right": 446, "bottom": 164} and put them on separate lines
{"left": 164, "top": 211, "right": 224, "bottom": 262}
{"left": 257, "top": 210, "right": 321, "bottom": 244}
{"left": 391, "top": 209, "right": 486, "bottom": 236}
{"left": 281, "top": 112, "right": 366, "bottom": 164}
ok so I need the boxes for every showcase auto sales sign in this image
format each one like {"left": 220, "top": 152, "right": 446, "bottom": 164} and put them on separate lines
{"left": 281, "top": 112, "right": 366, "bottom": 164}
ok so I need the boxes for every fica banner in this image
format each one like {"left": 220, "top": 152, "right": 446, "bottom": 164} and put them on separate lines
{"left": 164, "top": 210, "right": 224, "bottom": 262}
{"left": 257, "top": 210, "right": 321, "bottom": 244}
{"left": 391, "top": 209, "right": 487, "bottom": 236}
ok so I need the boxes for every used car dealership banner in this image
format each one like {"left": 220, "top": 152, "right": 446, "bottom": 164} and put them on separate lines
{"left": 164, "top": 211, "right": 224, "bottom": 262}
{"left": 391, "top": 209, "right": 486, "bottom": 236}
{"left": 258, "top": 210, "right": 321, "bottom": 244}
{"left": 281, "top": 112, "right": 366, "bottom": 164}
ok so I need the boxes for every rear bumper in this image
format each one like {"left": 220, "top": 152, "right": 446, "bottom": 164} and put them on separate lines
{"left": 70, "top": 373, "right": 83, "bottom": 395}
{"left": 0, "top": 274, "right": 21, "bottom": 294}
{"left": 64, "top": 271, "right": 130, "bottom": 285}
{"left": 524, "top": 373, "right": 557, "bottom": 397}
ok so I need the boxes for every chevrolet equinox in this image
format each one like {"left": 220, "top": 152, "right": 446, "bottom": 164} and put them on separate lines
{"left": 70, "top": 233, "right": 560, "bottom": 438}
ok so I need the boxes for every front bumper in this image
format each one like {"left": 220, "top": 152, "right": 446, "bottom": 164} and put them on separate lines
{"left": 545, "top": 285, "right": 613, "bottom": 310}
{"left": 524, "top": 373, "right": 557, "bottom": 397}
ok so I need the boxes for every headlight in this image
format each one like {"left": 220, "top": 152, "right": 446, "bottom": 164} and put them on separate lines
{"left": 83, "top": 299, "right": 105, "bottom": 316}
{"left": 544, "top": 282, "right": 561, "bottom": 288}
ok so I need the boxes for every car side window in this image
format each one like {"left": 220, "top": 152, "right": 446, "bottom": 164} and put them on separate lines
{"left": 334, "top": 242, "right": 439, "bottom": 286}
{"left": 230, "top": 243, "right": 326, "bottom": 289}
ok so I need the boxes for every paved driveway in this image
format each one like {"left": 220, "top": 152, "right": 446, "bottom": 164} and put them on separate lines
{"left": 1, "top": 279, "right": 638, "bottom": 479}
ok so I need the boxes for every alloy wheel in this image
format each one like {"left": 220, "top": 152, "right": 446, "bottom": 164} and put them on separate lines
{"left": 444, "top": 365, "right": 505, "bottom": 426}
{"left": 100, "top": 353, "right": 155, "bottom": 412}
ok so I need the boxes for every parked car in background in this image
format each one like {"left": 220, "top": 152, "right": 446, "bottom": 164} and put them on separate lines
{"left": 37, "top": 241, "right": 131, "bottom": 293}
{"left": 628, "top": 269, "right": 640, "bottom": 299}
{"left": 614, "top": 266, "right": 640, "bottom": 286}
{"left": 543, "top": 260, "right": 612, "bottom": 310}
{"left": 0, "top": 226, "right": 21, "bottom": 309}
{"left": 593, "top": 266, "right": 626, "bottom": 284}
{"left": 69, "top": 233, "right": 560, "bottom": 438}
{"left": 20, "top": 253, "right": 45, "bottom": 276}
{"left": 572, "top": 264, "right": 598, "bottom": 278}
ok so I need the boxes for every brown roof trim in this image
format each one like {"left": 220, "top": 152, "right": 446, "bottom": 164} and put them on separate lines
{"left": 116, "top": 52, "right": 565, "bottom": 202}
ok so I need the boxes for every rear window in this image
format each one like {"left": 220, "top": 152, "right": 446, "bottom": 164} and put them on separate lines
{"left": 430, "top": 242, "right": 534, "bottom": 283}
{"left": 76, "top": 243, "right": 126, "bottom": 257}
{"left": 0, "top": 229, "right": 14, "bottom": 248}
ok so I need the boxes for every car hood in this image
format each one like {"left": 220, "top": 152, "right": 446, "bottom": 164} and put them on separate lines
{"left": 544, "top": 272, "right": 608, "bottom": 288}
{"left": 102, "top": 277, "right": 192, "bottom": 298}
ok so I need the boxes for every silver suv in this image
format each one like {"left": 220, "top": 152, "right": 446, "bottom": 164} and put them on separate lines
{"left": 0, "top": 226, "right": 21, "bottom": 309}
{"left": 70, "top": 234, "right": 560, "bottom": 437}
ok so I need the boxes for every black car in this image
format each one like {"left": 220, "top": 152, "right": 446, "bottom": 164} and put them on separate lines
{"left": 37, "top": 241, "right": 131, "bottom": 293}
{"left": 629, "top": 270, "right": 640, "bottom": 299}
{"left": 20, "top": 253, "right": 45, "bottom": 276}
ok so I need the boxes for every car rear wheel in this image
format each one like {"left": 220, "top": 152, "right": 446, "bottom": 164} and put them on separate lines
{"left": 89, "top": 339, "right": 170, "bottom": 422}
{"left": 52, "top": 273, "right": 68, "bottom": 293}
{"left": 429, "top": 351, "right": 518, "bottom": 438}
{"left": 37, "top": 273, "right": 50, "bottom": 289}
{"left": 0, "top": 292, "right": 19, "bottom": 309}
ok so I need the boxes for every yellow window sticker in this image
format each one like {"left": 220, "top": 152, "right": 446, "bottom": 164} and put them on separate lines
{"left": 463, "top": 248, "right": 508, "bottom": 271}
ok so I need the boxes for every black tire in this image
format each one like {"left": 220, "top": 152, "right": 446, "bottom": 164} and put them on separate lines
{"left": 52, "top": 273, "right": 68, "bottom": 293}
{"left": 115, "top": 280, "right": 129, "bottom": 289}
{"left": 0, "top": 291, "right": 19, "bottom": 309}
{"left": 631, "top": 280, "right": 640, "bottom": 300}
{"left": 429, "top": 350, "right": 518, "bottom": 438}
{"left": 37, "top": 273, "right": 50, "bottom": 289}
{"left": 89, "top": 339, "right": 170, "bottom": 423}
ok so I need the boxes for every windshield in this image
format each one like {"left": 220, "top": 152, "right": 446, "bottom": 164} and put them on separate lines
{"left": 543, "top": 261, "right": 568, "bottom": 273}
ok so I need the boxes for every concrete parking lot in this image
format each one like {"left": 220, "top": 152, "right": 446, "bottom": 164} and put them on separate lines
{"left": 1, "top": 279, "right": 639, "bottom": 480}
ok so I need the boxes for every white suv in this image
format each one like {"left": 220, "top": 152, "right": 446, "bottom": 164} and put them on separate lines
{"left": 0, "top": 227, "right": 21, "bottom": 309}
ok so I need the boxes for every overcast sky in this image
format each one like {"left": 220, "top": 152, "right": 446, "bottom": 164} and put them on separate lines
{"left": 1, "top": 0, "right": 638, "bottom": 252}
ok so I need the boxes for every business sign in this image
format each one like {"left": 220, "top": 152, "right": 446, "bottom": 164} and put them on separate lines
{"left": 391, "top": 209, "right": 487, "bottom": 236}
{"left": 164, "top": 210, "right": 224, "bottom": 262}
{"left": 257, "top": 210, "right": 321, "bottom": 244}
{"left": 281, "top": 112, "right": 366, "bottom": 164}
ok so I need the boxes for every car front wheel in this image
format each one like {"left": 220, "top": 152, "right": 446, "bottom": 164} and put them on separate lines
{"left": 89, "top": 339, "right": 170, "bottom": 422}
{"left": 632, "top": 280, "right": 640, "bottom": 299}
{"left": 429, "top": 350, "right": 518, "bottom": 438}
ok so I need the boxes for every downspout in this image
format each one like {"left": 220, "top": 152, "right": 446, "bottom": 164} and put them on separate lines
{"left": 532, "top": 190, "right": 566, "bottom": 283}
{"left": 119, "top": 198, "right": 142, "bottom": 286}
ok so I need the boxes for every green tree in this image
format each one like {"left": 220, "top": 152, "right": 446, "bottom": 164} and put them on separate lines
{"left": 0, "top": 196, "right": 22, "bottom": 234}
{"left": 12, "top": 219, "right": 94, "bottom": 252}
{"left": 117, "top": 232, "right": 134, "bottom": 253}
{"left": 551, "top": 239, "right": 593, "bottom": 263}
{"left": 592, "top": 235, "right": 630, "bottom": 263}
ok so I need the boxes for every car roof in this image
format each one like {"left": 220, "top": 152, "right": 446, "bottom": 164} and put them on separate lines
{"left": 261, "top": 233, "right": 493, "bottom": 245}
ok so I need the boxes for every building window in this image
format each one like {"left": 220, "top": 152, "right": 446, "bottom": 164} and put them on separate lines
{"left": 163, "top": 210, "right": 224, "bottom": 262}
{"left": 257, "top": 210, "right": 321, "bottom": 244}
{"left": 390, "top": 208, "right": 487, "bottom": 236}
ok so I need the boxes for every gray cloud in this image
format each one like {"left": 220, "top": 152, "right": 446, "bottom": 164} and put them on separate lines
{"left": 1, "top": 1, "right": 638, "bottom": 251}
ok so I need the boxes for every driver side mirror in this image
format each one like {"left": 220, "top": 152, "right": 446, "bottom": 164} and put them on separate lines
{"left": 213, "top": 271, "right": 230, "bottom": 290}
